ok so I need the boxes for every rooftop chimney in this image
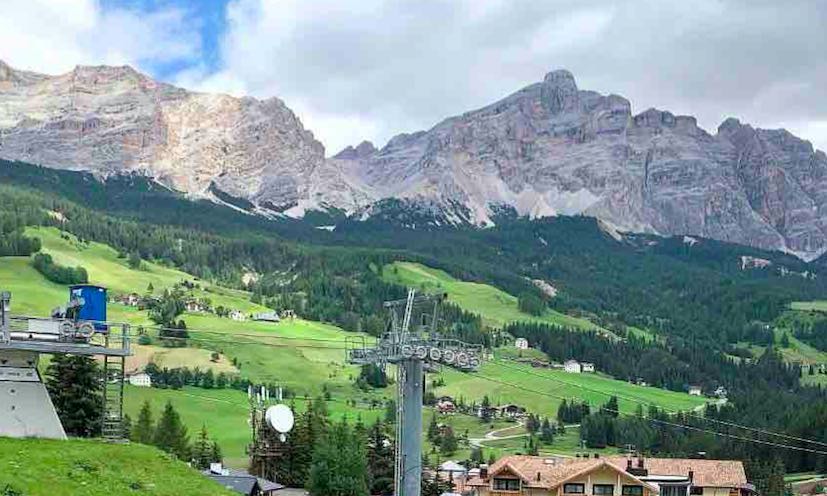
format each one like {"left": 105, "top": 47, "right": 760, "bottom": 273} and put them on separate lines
{"left": 689, "top": 470, "right": 694, "bottom": 483}
{"left": 537, "top": 472, "right": 542, "bottom": 481}
{"left": 627, "top": 457, "right": 648, "bottom": 477}
{"left": 480, "top": 464, "right": 488, "bottom": 479}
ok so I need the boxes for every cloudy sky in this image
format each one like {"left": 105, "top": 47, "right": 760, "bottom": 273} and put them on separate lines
{"left": 1, "top": 0, "right": 825, "bottom": 155}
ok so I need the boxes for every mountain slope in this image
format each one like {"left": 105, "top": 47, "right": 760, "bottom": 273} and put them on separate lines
{"left": 341, "top": 70, "right": 827, "bottom": 259}
{"left": 0, "top": 60, "right": 370, "bottom": 216}
{"left": 3, "top": 61, "right": 827, "bottom": 258}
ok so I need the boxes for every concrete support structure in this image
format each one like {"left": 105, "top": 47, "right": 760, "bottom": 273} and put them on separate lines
{"left": 400, "top": 359, "right": 423, "bottom": 496}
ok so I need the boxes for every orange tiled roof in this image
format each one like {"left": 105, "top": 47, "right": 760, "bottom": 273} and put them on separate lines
{"left": 466, "top": 455, "right": 748, "bottom": 490}
{"left": 604, "top": 457, "right": 748, "bottom": 487}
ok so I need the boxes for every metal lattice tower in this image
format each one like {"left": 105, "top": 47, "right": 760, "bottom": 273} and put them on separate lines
{"left": 0, "top": 291, "right": 131, "bottom": 440}
{"left": 347, "top": 289, "right": 482, "bottom": 496}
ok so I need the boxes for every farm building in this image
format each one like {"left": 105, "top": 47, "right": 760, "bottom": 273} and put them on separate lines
{"left": 230, "top": 310, "right": 247, "bottom": 321}
{"left": 564, "top": 360, "right": 582, "bottom": 373}
{"left": 498, "top": 404, "right": 527, "bottom": 419}
{"left": 688, "top": 386, "right": 703, "bottom": 396}
{"left": 253, "top": 311, "right": 281, "bottom": 323}
{"left": 127, "top": 372, "right": 152, "bottom": 387}
{"left": 514, "top": 337, "right": 529, "bottom": 350}
{"left": 436, "top": 397, "right": 456, "bottom": 414}
{"left": 581, "top": 362, "right": 595, "bottom": 372}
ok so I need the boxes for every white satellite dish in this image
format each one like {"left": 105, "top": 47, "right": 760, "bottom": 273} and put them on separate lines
{"left": 265, "top": 404, "right": 295, "bottom": 434}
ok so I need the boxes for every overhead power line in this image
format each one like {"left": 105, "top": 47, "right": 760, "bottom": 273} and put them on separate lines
{"left": 471, "top": 369, "right": 827, "bottom": 457}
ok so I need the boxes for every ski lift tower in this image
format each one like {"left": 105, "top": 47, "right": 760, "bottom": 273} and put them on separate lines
{"left": 347, "top": 289, "right": 482, "bottom": 496}
{"left": 0, "top": 290, "right": 131, "bottom": 440}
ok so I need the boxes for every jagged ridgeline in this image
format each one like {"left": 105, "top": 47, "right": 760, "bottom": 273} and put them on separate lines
{"left": 3, "top": 158, "right": 827, "bottom": 474}
{"left": 2, "top": 158, "right": 827, "bottom": 350}
{"left": 4, "top": 61, "right": 827, "bottom": 259}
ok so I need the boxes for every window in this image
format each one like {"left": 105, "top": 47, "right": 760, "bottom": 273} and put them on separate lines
{"left": 622, "top": 485, "right": 644, "bottom": 496}
{"left": 661, "top": 485, "right": 688, "bottom": 496}
{"left": 493, "top": 478, "right": 521, "bottom": 491}
{"left": 564, "top": 483, "right": 586, "bottom": 494}
{"left": 594, "top": 484, "right": 615, "bottom": 495}
{"left": 689, "top": 487, "right": 704, "bottom": 495}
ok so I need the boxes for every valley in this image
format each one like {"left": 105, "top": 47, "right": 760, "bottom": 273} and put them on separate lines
{"left": 2, "top": 225, "right": 708, "bottom": 467}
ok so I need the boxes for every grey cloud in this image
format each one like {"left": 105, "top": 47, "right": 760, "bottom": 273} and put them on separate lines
{"left": 212, "top": 0, "right": 827, "bottom": 153}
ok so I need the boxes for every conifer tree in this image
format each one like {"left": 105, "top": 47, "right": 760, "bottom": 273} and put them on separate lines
{"left": 366, "top": 420, "right": 394, "bottom": 495}
{"left": 307, "top": 419, "right": 369, "bottom": 496}
{"left": 132, "top": 400, "right": 155, "bottom": 444}
{"left": 153, "top": 401, "right": 190, "bottom": 460}
{"left": 45, "top": 354, "right": 102, "bottom": 437}
{"left": 191, "top": 424, "right": 214, "bottom": 469}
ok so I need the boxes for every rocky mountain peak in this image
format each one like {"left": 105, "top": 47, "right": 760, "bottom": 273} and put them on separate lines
{"left": 543, "top": 69, "right": 577, "bottom": 89}
{"left": 333, "top": 140, "right": 377, "bottom": 160}
{"left": 2, "top": 63, "right": 827, "bottom": 259}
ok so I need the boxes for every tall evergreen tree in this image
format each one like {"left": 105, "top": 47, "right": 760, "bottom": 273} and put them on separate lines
{"left": 153, "top": 401, "right": 190, "bottom": 460}
{"left": 45, "top": 354, "right": 102, "bottom": 437}
{"left": 366, "top": 420, "right": 394, "bottom": 495}
{"left": 132, "top": 400, "right": 155, "bottom": 444}
{"left": 307, "top": 419, "right": 369, "bottom": 496}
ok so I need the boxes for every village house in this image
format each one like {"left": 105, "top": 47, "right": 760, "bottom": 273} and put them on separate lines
{"left": 230, "top": 310, "right": 247, "bottom": 321}
{"left": 203, "top": 463, "right": 283, "bottom": 495}
{"left": 581, "top": 362, "right": 595, "bottom": 373}
{"left": 438, "top": 460, "right": 468, "bottom": 482}
{"left": 464, "top": 455, "right": 755, "bottom": 496}
{"left": 436, "top": 396, "right": 457, "bottom": 414}
{"left": 185, "top": 300, "right": 205, "bottom": 313}
{"left": 515, "top": 338, "right": 529, "bottom": 350}
{"left": 688, "top": 386, "right": 703, "bottom": 396}
{"left": 280, "top": 309, "right": 296, "bottom": 320}
{"left": 564, "top": 360, "right": 582, "bottom": 373}
{"left": 498, "top": 404, "right": 527, "bottom": 419}
{"left": 116, "top": 293, "right": 141, "bottom": 306}
{"left": 127, "top": 372, "right": 152, "bottom": 387}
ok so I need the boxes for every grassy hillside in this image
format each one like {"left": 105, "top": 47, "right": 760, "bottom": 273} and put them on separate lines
{"left": 382, "top": 261, "right": 599, "bottom": 330}
{"left": 0, "top": 437, "right": 235, "bottom": 495}
{"left": 2, "top": 228, "right": 707, "bottom": 469}
{"left": 10, "top": 226, "right": 270, "bottom": 316}
{"left": 433, "top": 358, "right": 707, "bottom": 417}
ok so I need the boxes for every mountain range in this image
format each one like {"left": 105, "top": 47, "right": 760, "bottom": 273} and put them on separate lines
{"left": 2, "top": 60, "right": 826, "bottom": 259}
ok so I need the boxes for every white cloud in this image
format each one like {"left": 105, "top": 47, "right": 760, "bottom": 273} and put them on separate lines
{"left": 0, "top": 0, "right": 200, "bottom": 75}
{"left": 1, "top": 0, "right": 826, "bottom": 156}
{"left": 195, "top": 0, "right": 827, "bottom": 155}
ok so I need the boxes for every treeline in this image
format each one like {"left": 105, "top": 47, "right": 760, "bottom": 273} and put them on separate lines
{"left": 573, "top": 397, "right": 821, "bottom": 496}
{"left": 32, "top": 253, "right": 88, "bottom": 284}
{"left": 0, "top": 216, "right": 40, "bottom": 256}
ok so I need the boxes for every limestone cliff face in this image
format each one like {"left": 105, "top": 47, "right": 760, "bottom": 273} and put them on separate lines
{"left": 337, "top": 70, "right": 827, "bottom": 259}
{"left": 0, "top": 60, "right": 367, "bottom": 215}
{"left": 3, "top": 61, "right": 827, "bottom": 259}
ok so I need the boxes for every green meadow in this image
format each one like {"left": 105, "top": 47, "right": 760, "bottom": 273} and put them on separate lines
{"left": 2, "top": 228, "right": 706, "bottom": 468}
{"left": 0, "top": 437, "right": 235, "bottom": 495}
{"left": 381, "top": 261, "right": 600, "bottom": 330}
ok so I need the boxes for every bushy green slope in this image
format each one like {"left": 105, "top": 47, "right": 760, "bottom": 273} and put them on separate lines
{"left": 0, "top": 437, "right": 235, "bottom": 495}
